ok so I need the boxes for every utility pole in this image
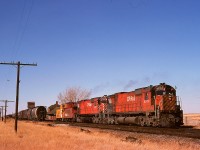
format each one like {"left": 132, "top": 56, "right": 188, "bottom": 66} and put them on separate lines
{"left": 0, "top": 106, "right": 4, "bottom": 121}
{"left": 0, "top": 61, "right": 37, "bottom": 132}
{"left": 0, "top": 100, "right": 14, "bottom": 123}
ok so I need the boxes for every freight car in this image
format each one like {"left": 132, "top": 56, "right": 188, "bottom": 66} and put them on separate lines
{"left": 18, "top": 106, "right": 47, "bottom": 121}
{"left": 56, "top": 83, "right": 183, "bottom": 127}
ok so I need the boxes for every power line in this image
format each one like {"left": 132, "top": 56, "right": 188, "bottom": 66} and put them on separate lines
{"left": 3, "top": 0, "right": 35, "bottom": 91}
{"left": 0, "top": 61, "right": 37, "bottom": 132}
{"left": 11, "top": 0, "right": 27, "bottom": 58}
{"left": 14, "top": 0, "right": 34, "bottom": 58}
{"left": 11, "top": 0, "right": 34, "bottom": 60}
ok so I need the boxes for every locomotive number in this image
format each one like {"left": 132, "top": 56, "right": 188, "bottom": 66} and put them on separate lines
{"left": 127, "top": 96, "right": 135, "bottom": 102}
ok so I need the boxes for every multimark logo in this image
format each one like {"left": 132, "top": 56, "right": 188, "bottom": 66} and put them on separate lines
{"left": 127, "top": 96, "right": 135, "bottom": 102}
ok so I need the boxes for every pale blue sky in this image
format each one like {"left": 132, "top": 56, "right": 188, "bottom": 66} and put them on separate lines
{"left": 0, "top": 0, "right": 200, "bottom": 114}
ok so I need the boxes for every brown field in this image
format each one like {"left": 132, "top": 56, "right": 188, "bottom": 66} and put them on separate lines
{"left": 0, "top": 119, "right": 200, "bottom": 150}
{"left": 184, "top": 114, "right": 200, "bottom": 127}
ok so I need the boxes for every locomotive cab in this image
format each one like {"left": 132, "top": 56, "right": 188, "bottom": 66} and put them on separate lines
{"left": 152, "top": 83, "right": 176, "bottom": 111}
{"left": 151, "top": 83, "right": 183, "bottom": 127}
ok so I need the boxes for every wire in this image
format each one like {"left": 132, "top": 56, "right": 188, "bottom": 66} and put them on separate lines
{"left": 1, "top": 0, "right": 28, "bottom": 101}
{"left": 1, "top": 0, "right": 34, "bottom": 113}
{"left": 10, "top": 0, "right": 27, "bottom": 60}
{"left": 12, "top": 0, "right": 34, "bottom": 60}
{"left": 4, "top": 0, "right": 34, "bottom": 81}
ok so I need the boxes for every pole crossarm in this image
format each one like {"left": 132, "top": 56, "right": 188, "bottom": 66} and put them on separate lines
{"left": 0, "top": 100, "right": 15, "bottom": 102}
{"left": 0, "top": 106, "right": 6, "bottom": 108}
{"left": 0, "top": 62, "right": 37, "bottom": 66}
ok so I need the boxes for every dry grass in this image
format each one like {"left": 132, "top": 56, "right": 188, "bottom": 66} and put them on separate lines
{"left": 0, "top": 119, "right": 200, "bottom": 150}
{"left": 184, "top": 114, "right": 200, "bottom": 127}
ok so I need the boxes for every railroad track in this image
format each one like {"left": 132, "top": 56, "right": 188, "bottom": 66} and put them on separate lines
{"left": 24, "top": 120, "right": 200, "bottom": 139}
{"left": 53, "top": 122, "right": 200, "bottom": 139}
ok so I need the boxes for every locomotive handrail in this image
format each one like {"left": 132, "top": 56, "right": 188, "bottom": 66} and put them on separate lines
{"left": 176, "top": 96, "right": 182, "bottom": 110}
{"left": 179, "top": 97, "right": 182, "bottom": 110}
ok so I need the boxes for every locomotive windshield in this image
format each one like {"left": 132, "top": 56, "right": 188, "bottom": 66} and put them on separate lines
{"left": 152, "top": 83, "right": 176, "bottom": 96}
{"left": 165, "top": 85, "right": 176, "bottom": 96}
{"left": 155, "top": 85, "right": 176, "bottom": 96}
{"left": 156, "top": 90, "right": 165, "bottom": 95}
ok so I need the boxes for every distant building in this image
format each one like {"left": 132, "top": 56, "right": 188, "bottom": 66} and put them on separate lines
{"left": 27, "top": 102, "right": 35, "bottom": 109}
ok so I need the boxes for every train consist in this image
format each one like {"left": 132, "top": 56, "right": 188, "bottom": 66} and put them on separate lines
{"left": 18, "top": 106, "right": 47, "bottom": 121}
{"left": 17, "top": 83, "right": 183, "bottom": 127}
{"left": 56, "top": 83, "right": 183, "bottom": 127}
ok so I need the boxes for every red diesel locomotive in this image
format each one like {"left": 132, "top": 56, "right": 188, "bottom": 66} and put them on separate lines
{"left": 56, "top": 83, "right": 183, "bottom": 127}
